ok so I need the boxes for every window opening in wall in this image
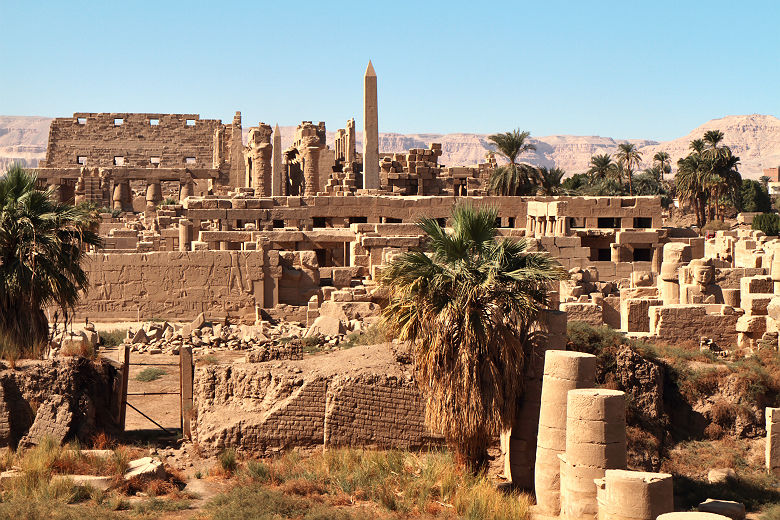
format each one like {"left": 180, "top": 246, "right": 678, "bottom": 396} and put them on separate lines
{"left": 597, "top": 248, "right": 611, "bottom": 261}
{"left": 76, "top": 156, "right": 86, "bottom": 165}
{"left": 185, "top": 157, "right": 196, "bottom": 165}
{"left": 113, "top": 156, "right": 124, "bottom": 166}
{"left": 150, "top": 157, "right": 160, "bottom": 166}
{"left": 597, "top": 217, "right": 621, "bottom": 229}
{"left": 114, "top": 118, "right": 123, "bottom": 126}
{"left": 634, "top": 217, "right": 652, "bottom": 229}
{"left": 76, "top": 117, "right": 86, "bottom": 125}
{"left": 569, "top": 217, "right": 585, "bottom": 228}
{"left": 273, "top": 219, "right": 285, "bottom": 228}
{"left": 633, "top": 248, "right": 653, "bottom": 262}
{"left": 313, "top": 217, "right": 326, "bottom": 228}
{"left": 186, "top": 119, "right": 196, "bottom": 126}
{"left": 149, "top": 118, "right": 159, "bottom": 126}
{"left": 384, "top": 217, "right": 402, "bottom": 224}
{"left": 495, "top": 217, "right": 503, "bottom": 227}
{"left": 507, "top": 217, "right": 516, "bottom": 228}
{"left": 348, "top": 216, "right": 368, "bottom": 224}
{"left": 437, "top": 218, "right": 447, "bottom": 227}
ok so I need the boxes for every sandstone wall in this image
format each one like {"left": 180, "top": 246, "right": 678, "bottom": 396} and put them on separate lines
{"left": 41, "top": 113, "right": 224, "bottom": 169}
{"left": 76, "top": 251, "right": 266, "bottom": 321}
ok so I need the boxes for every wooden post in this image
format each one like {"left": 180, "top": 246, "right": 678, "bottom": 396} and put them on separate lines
{"left": 180, "top": 346, "right": 194, "bottom": 438}
{"left": 118, "top": 345, "right": 130, "bottom": 431}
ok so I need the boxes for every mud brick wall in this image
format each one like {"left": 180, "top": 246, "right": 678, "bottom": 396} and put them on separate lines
{"left": 42, "top": 113, "right": 224, "bottom": 169}
{"left": 324, "top": 375, "right": 426, "bottom": 449}
{"left": 193, "top": 365, "right": 327, "bottom": 454}
{"left": 193, "top": 365, "right": 429, "bottom": 453}
{"left": 0, "top": 358, "right": 119, "bottom": 448}
{"left": 75, "top": 250, "right": 265, "bottom": 321}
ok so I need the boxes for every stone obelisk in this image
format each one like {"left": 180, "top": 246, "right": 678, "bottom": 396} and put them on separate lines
{"left": 363, "top": 60, "right": 379, "bottom": 190}
{"left": 271, "top": 123, "right": 282, "bottom": 196}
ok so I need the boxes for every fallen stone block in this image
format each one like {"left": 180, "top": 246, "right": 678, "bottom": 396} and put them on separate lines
{"left": 707, "top": 468, "right": 736, "bottom": 484}
{"left": 53, "top": 474, "right": 113, "bottom": 491}
{"left": 124, "top": 457, "right": 166, "bottom": 480}
{"left": 305, "top": 316, "right": 345, "bottom": 337}
{"left": 698, "top": 499, "right": 746, "bottom": 520}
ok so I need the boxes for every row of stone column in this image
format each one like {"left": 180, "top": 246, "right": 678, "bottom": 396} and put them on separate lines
{"left": 111, "top": 180, "right": 194, "bottom": 212}
{"left": 534, "top": 350, "right": 675, "bottom": 520}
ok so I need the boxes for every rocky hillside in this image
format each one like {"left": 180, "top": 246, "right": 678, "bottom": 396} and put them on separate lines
{"left": 3, "top": 114, "right": 779, "bottom": 178}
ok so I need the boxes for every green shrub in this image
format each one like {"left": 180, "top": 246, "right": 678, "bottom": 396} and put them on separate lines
{"left": 702, "top": 220, "right": 731, "bottom": 233}
{"left": 135, "top": 367, "right": 166, "bottom": 382}
{"left": 218, "top": 448, "right": 238, "bottom": 474}
{"left": 100, "top": 329, "right": 127, "bottom": 348}
{"left": 752, "top": 213, "right": 780, "bottom": 236}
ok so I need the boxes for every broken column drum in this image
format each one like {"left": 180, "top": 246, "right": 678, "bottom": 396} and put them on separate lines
{"left": 534, "top": 350, "right": 598, "bottom": 516}
{"left": 560, "top": 388, "right": 627, "bottom": 520}
{"left": 595, "top": 469, "right": 674, "bottom": 520}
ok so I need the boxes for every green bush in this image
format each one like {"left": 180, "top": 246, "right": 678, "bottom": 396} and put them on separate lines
{"left": 100, "top": 329, "right": 127, "bottom": 348}
{"left": 752, "top": 213, "right": 780, "bottom": 236}
{"left": 135, "top": 367, "right": 166, "bottom": 382}
{"left": 702, "top": 220, "right": 731, "bottom": 233}
{"left": 740, "top": 179, "right": 772, "bottom": 213}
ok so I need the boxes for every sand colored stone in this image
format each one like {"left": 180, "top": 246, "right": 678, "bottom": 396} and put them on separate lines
{"left": 534, "top": 350, "right": 598, "bottom": 515}
{"left": 595, "top": 469, "right": 673, "bottom": 520}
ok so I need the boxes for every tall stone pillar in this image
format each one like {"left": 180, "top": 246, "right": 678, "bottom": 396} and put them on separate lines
{"left": 272, "top": 123, "right": 283, "bottom": 196}
{"left": 363, "top": 60, "right": 379, "bottom": 190}
{"left": 535, "top": 351, "right": 598, "bottom": 516}
{"left": 303, "top": 146, "right": 320, "bottom": 196}
{"left": 502, "top": 309, "right": 567, "bottom": 489}
{"left": 767, "top": 407, "right": 780, "bottom": 475}
{"left": 560, "top": 389, "right": 627, "bottom": 520}
{"left": 346, "top": 118, "right": 356, "bottom": 163}
{"left": 245, "top": 124, "right": 273, "bottom": 195}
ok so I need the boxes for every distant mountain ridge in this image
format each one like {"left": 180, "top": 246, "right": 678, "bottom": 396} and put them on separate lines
{"left": 2, "top": 114, "right": 779, "bottom": 179}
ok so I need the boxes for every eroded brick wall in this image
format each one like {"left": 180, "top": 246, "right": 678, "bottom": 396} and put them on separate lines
{"left": 193, "top": 365, "right": 429, "bottom": 453}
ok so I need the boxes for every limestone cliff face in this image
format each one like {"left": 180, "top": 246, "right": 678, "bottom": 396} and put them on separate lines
{"left": 3, "top": 114, "right": 779, "bottom": 178}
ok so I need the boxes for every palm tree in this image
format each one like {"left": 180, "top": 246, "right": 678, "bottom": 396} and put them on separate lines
{"left": 652, "top": 151, "right": 671, "bottom": 181}
{"left": 675, "top": 153, "right": 709, "bottom": 227}
{"left": 0, "top": 165, "right": 101, "bottom": 361}
{"left": 689, "top": 139, "right": 706, "bottom": 154}
{"left": 615, "top": 143, "right": 643, "bottom": 195}
{"left": 535, "top": 166, "right": 567, "bottom": 195}
{"left": 379, "top": 205, "right": 565, "bottom": 470}
{"left": 487, "top": 129, "right": 537, "bottom": 196}
{"left": 587, "top": 154, "right": 618, "bottom": 182}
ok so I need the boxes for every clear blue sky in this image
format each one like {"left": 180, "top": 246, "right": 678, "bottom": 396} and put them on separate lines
{"left": 1, "top": 0, "right": 778, "bottom": 140}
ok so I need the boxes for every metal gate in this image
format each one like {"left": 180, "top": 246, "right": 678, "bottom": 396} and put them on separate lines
{"left": 116, "top": 345, "right": 194, "bottom": 437}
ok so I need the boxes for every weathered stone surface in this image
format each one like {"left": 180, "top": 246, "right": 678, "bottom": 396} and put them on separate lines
{"left": 18, "top": 395, "right": 73, "bottom": 448}
{"left": 305, "top": 316, "right": 345, "bottom": 337}
{"left": 698, "top": 499, "right": 746, "bottom": 520}
{"left": 125, "top": 457, "right": 167, "bottom": 480}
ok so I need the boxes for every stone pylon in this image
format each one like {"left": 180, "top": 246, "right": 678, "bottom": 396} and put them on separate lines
{"left": 363, "top": 60, "right": 379, "bottom": 190}
{"left": 272, "top": 123, "right": 282, "bottom": 196}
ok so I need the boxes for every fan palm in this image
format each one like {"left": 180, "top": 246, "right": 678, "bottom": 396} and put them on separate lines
{"left": 487, "top": 129, "right": 537, "bottom": 195}
{"left": 535, "top": 166, "right": 567, "bottom": 195}
{"left": 615, "top": 143, "right": 643, "bottom": 195}
{"left": 652, "top": 151, "right": 671, "bottom": 181}
{"left": 0, "top": 165, "right": 101, "bottom": 361}
{"left": 587, "top": 154, "right": 618, "bottom": 182}
{"left": 379, "top": 204, "right": 565, "bottom": 470}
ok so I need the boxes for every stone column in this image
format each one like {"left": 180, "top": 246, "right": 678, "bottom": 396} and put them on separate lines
{"left": 660, "top": 243, "right": 692, "bottom": 305}
{"left": 272, "top": 123, "right": 283, "bottom": 196}
{"left": 303, "top": 146, "right": 321, "bottom": 196}
{"left": 535, "top": 350, "right": 598, "bottom": 516}
{"left": 363, "top": 60, "right": 379, "bottom": 190}
{"left": 595, "top": 470, "right": 674, "bottom": 520}
{"left": 112, "top": 180, "right": 132, "bottom": 212}
{"left": 346, "top": 118, "right": 356, "bottom": 163}
{"left": 767, "top": 407, "right": 780, "bottom": 475}
{"left": 652, "top": 244, "right": 664, "bottom": 274}
{"left": 146, "top": 182, "right": 162, "bottom": 207}
{"left": 560, "top": 389, "right": 626, "bottom": 520}
{"left": 503, "top": 310, "right": 568, "bottom": 489}
{"left": 179, "top": 219, "right": 193, "bottom": 252}
{"left": 180, "top": 180, "right": 194, "bottom": 200}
